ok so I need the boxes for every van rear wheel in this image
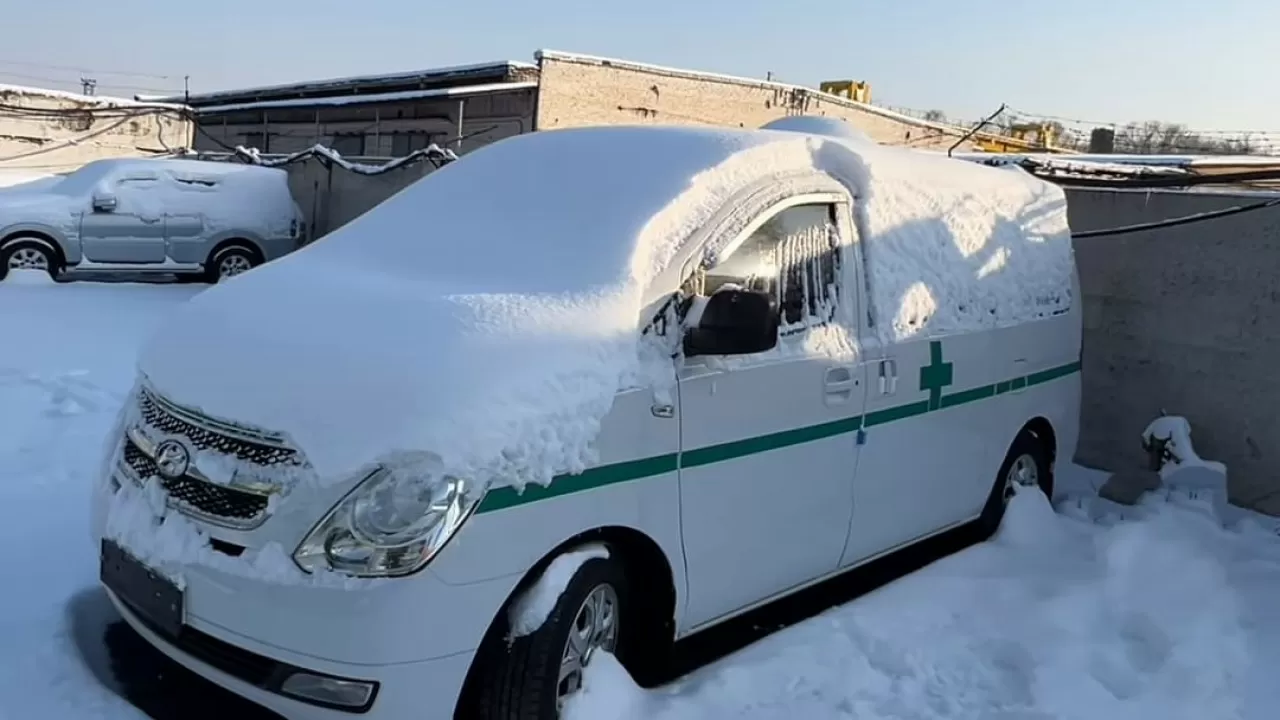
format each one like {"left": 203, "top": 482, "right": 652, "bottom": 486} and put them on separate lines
{"left": 473, "top": 554, "right": 640, "bottom": 719}
{"left": 979, "top": 428, "right": 1052, "bottom": 537}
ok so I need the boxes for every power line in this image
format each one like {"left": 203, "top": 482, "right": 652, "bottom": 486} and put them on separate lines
{"left": 0, "top": 58, "right": 172, "bottom": 81}
{"left": 1073, "top": 197, "right": 1280, "bottom": 239}
{"left": 0, "top": 71, "right": 179, "bottom": 96}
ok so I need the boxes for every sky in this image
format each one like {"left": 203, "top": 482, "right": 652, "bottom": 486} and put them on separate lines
{"left": 2, "top": 0, "right": 1277, "bottom": 133}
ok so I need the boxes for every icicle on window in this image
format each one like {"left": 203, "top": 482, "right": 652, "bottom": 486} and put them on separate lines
{"left": 700, "top": 203, "right": 842, "bottom": 340}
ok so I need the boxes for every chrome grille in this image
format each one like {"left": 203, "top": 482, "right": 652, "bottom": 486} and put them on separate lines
{"left": 120, "top": 385, "right": 307, "bottom": 529}
{"left": 121, "top": 441, "right": 270, "bottom": 522}
{"left": 138, "top": 388, "right": 300, "bottom": 468}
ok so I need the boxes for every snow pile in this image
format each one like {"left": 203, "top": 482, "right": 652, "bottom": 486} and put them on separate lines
{"left": 3, "top": 269, "right": 56, "bottom": 286}
{"left": 508, "top": 543, "right": 609, "bottom": 637}
{"left": 565, "top": 475, "right": 1272, "bottom": 720}
{"left": 994, "top": 483, "right": 1073, "bottom": 549}
{"left": 136, "top": 125, "right": 1073, "bottom": 496}
{"left": 0, "top": 280, "right": 202, "bottom": 719}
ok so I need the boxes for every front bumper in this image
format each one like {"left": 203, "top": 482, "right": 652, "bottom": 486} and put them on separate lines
{"left": 91, "top": 454, "right": 523, "bottom": 717}
{"left": 108, "top": 587, "right": 475, "bottom": 719}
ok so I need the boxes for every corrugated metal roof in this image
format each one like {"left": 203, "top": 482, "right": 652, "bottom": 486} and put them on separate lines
{"left": 141, "top": 60, "right": 537, "bottom": 107}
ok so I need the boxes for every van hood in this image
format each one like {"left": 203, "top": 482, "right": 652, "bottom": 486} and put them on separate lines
{"left": 137, "top": 251, "right": 646, "bottom": 490}
{"left": 0, "top": 192, "right": 72, "bottom": 217}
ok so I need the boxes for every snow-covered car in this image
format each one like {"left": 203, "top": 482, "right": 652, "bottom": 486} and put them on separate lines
{"left": 0, "top": 157, "right": 304, "bottom": 283}
{"left": 90, "top": 123, "right": 1081, "bottom": 719}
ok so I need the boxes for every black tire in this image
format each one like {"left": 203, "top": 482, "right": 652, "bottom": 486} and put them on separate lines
{"left": 473, "top": 553, "right": 646, "bottom": 719}
{"left": 0, "top": 239, "right": 59, "bottom": 281}
{"left": 204, "top": 245, "right": 259, "bottom": 283}
{"left": 978, "top": 428, "right": 1052, "bottom": 538}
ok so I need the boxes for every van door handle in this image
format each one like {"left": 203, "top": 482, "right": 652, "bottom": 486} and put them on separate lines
{"left": 823, "top": 366, "right": 857, "bottom": 405}
{"left": 824, "top": 366, "right": 855, "bottom": 389}
{"left": 1011, "top": 358, "right": 1028, "bottom": 394}
{"left": 877, "top": 359, "right": 898, "bottom": 395}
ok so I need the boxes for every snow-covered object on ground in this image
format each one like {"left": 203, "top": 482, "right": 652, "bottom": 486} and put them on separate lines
{"left": 1141, "top": 414, "right": 1231, "bottom": 523}
{"left": 137, "top": 124, "right": 1073, "bottom": 495}
{"left": 1143, "top": 415, "right": 1227, "bottom": 478}
{"left": 508, "top": 544, "right": 610, "bottom": 638}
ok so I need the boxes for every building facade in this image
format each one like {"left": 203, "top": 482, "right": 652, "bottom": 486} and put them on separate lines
{"left": 175, "top": 62, "right": 539, "bottom": 157}
{"left": 0, "top": 85, "right": 191, "bottom": 177}
{"left": 173, "top": 52, "right": 980, "bottom": 160}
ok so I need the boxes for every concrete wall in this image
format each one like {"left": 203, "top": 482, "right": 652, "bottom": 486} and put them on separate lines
{"left": 535, "top": 53, "right": 977, "bottom": 152}
{"left": 193, "top": 87, "right": 536, "bottom": 156}
{"left": 1067, "top": 187, "right": 1280, "bottom": 514}
{"left": 0, "top": 86, "right": 191, "bottom": 175}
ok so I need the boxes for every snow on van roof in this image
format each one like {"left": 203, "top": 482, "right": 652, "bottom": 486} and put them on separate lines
{"left": 138, "top": 124, "right": 1071, "bottom": 497}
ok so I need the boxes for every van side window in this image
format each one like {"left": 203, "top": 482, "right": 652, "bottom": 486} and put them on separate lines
{"left": 691, "top": 203, "right": 841, "bottom": 337}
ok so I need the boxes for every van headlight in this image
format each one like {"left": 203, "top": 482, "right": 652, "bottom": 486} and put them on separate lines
{"left": 293, "top": 467, "right": 481, "bottom": 578}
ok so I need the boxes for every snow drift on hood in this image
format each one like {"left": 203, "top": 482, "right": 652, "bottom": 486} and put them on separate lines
{"left": 138, "top": 124, "right": 1072, "bottom": 493}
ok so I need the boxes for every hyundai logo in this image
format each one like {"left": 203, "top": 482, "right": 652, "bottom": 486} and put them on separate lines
{"left": 154, "top": 440, "right": 191, "bottom": 480}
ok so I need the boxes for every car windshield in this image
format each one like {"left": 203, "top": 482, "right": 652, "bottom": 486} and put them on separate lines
{"left": 45, "top": 161, "right": 116, "bottom": 196}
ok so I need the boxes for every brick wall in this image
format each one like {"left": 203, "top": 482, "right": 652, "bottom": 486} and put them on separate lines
{"left": 0, "top": 86, "right": 191, "bottom": 175}
{"left": 535, "top": 52, "right": 975, "bottom": 152}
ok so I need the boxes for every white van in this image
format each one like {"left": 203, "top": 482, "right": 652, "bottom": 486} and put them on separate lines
{"left": 91, "top": 122, "right": 1080, "bottom": 719}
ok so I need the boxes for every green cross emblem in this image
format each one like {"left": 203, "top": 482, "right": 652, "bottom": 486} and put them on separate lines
{"left": 919, "top": 340, "right": 954, "bottom": 411}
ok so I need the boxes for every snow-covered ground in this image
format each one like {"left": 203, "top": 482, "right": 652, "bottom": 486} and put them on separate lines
{"left": 3, "top": 275, "right": 1280, "bottom": 720}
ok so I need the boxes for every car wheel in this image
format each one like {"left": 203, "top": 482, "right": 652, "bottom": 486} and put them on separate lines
{"left": 474, "top": 553, "right": 641, "bottom": 719}
{"left": 205, "top": 246, "right": 259, "bottom": 283}
{"left": 979, "top": 428, "right": 1052, "bottom": 537}
{"left": 0, "top": 239, "right": 58, "bottom": 281}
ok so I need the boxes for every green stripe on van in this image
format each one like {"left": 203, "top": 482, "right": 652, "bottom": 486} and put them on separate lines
{"left": 475, "top": 359, "right": 1081, "bottom": 514}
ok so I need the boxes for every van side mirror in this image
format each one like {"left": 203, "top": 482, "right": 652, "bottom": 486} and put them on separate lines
{"left": 683, "top": 288, "right": 780, "bottom": 357}
{"left": 91, "top": 192, "right": 117, "bottom": 213}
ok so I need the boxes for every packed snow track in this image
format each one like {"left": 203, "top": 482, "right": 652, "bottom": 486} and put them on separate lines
{"left": 3, "top": 274, "right": 1280, "bottom": 720}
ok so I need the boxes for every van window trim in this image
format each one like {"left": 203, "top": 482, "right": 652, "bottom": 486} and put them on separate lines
{"left": 702, "top": 191, "right": 849, "bottom": 274}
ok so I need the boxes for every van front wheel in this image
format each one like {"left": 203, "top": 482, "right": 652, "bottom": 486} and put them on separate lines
{"left": 979, "top": 428, "right": 1051, "bottom": 537}
{"left": 474, "top": 554, "right": 639, "bottom": 719}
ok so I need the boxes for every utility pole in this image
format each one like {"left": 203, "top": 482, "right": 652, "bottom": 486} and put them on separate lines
{"left": 80, "top": 77, "right": 97, "bottom": 96}
{"left": 184, "top": 75, "right": 190, "bottom": 104}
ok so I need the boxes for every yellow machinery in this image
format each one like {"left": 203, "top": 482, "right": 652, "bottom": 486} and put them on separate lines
{"left": 819, "top": 80, "right": 871, "bottom": 104}
{"left": 972, "top": 121, "right": 1059, "bottom": 153}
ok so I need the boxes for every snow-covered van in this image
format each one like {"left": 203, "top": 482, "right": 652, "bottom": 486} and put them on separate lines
{"left": 0, "top": 157, "right": 304, "bottom": 283}
{"left": 90, "top": 121, "right": 1081, "bottom": 719}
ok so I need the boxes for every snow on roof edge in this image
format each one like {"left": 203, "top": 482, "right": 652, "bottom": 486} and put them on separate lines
{"left": 534, "top": 49, "right": 975, "bottom": 139}
{"left": 195, "top": 81, "right": 540, "bottom": 114}
{"left": 0, "top": 82, "right": 188, "bottom": 110}
{"left": 148, "top": 60, "right": 538, "bottom": 105}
